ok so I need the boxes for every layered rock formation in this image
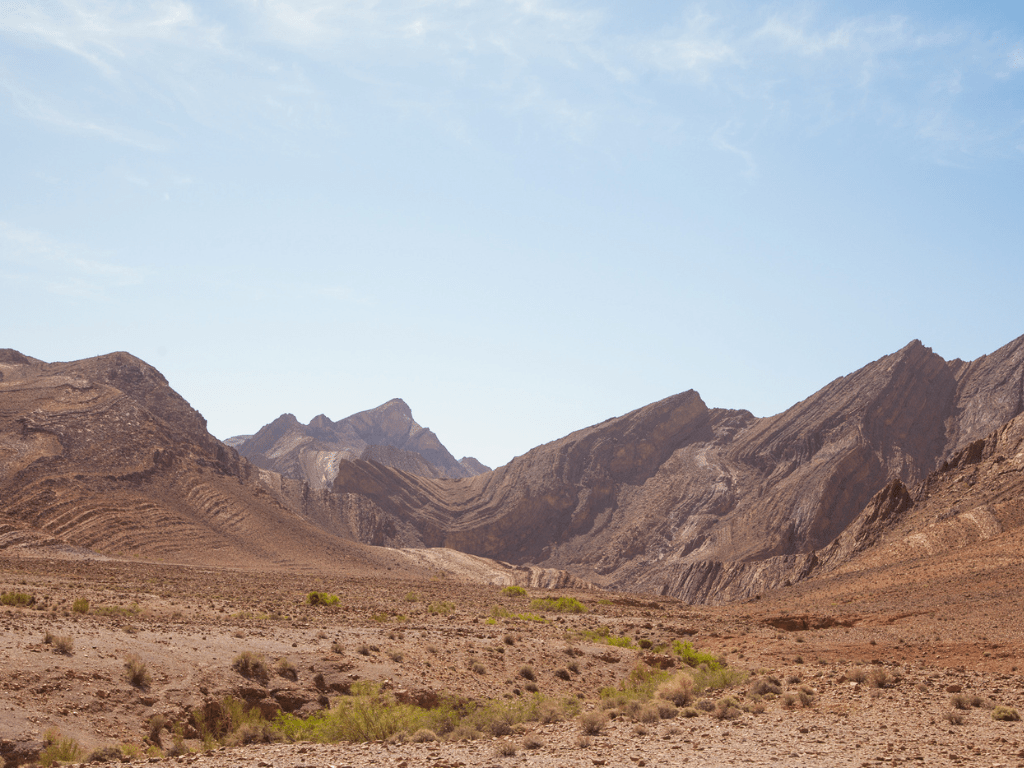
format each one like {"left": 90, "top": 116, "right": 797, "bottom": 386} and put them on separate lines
{"left": 0, "top": 350, "right": 579, "bottom": 588}
{"left": 232, "top": 399, "right": 490, "bottom": 488}
{"left": 3, "top": 334, "right": 1022, "bottom": 605}
{"left": 322, "top": 336, "right": 1024, "bottom": 602}
{"left": 0, "top": 350, "right": 368, "bottom": 567}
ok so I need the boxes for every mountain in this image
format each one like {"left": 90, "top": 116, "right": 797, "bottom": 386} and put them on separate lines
{"left": 0, "top": 349, "right": 368, "bottom": 568}
{"left": 231, "top": 399, "right": 490, "bottom": 488}
{"left": 0, "top": 349, "right": 581, "bottom": 588}
{"left": 320, "top": 335, "right": 1024, "bottom": 602}
{"left": 4, "top": 334, "right": 1022, "bottom": 605}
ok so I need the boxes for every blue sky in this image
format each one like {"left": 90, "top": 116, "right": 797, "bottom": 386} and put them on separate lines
{"left": 2, "top": 1, "right": 1022, "bottom": 468}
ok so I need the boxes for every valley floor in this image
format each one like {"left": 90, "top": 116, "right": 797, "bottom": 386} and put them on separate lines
{"left": 1, "top": 555, "right": 1022, "bottom": 768}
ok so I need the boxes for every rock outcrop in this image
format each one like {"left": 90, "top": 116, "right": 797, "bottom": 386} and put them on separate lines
{"left": 322, "top": 336, "right": 1024, "bottom": 603}
{"left": 0, "top": 351, "right": 373, "bottom": 568}
{"left": 232, "top": 399, "right": 490, "bottom": 488}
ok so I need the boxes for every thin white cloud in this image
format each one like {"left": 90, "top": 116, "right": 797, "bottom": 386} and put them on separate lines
{"left": 0, "top": 221, "right": 144, "bottom": 298}
{"left": 1, "top": 1, "right": 1021, "bottom": 166}
{"left": 0, "top": 76, "right": 166, "bottom": 149}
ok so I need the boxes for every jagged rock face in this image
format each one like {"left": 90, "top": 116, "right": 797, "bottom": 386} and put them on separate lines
{"left": 233, "top": 399, "right": 490, "bottom": 488}
{"left": 0, "top": 352, "right": 374, "bottom": 568}
{"left": 326, "top": 336, "right": 1024, "bottom": 603}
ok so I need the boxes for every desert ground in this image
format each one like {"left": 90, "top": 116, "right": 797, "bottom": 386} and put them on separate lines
{"left": 2, "top": 549, "right": 1023, "bottom": 768}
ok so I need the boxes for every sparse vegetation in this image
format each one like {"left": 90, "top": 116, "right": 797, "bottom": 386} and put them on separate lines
{"left": 993, "top": 706, "right": 1020, "bottom": 722}
{"left": 672, "top": 640, "right": 723, "bottom": 670}
{"left": 950, "top": 693, "right": 970, "bottom": 710}
{"left": 530, "top": 596, "right": 587, "bottom": 613}
{"left": 275, "top": 657, "right": 298, "bottom": 681}
{"left": 71, "top": 597, "right": 89, "bottom": 614}
{"left": 573, "top": 626, "right": 634, "bottom": 647}
{"left": 494, "top": 741, "right": 518, "bottom": 757}
{"left": 428, "top": 601, "right": 455, "bottom": 615}
{"left": 656, "top": 673, "right": 694, "bottom": 706}
{"left": 92, "top": 603, "right": 141, "bottom": 617}
{"left": 578, "top": 711, "right": 608, "bottom": 735}
{"left": 306, "top": 591, "right": 341, "bottom": 607}
{"left": 39, "top": 731, "right": 84, "bottom": 767}
{"left": 501, "top": 585, "right": 527, "bottom": 597}
{"left": 232, "top": 651, "right": 269, "bottom": 682}
{"left": 124, "top": 654, "right": 151, "bottom": 689}
{"left": 1, "top": 591, "right": 34, "bottom": 607}
{"left": 51, "top": 634, "right": 74, "bottom": 655}
{"left": 522, "top": 734, "right": 544, "bottom": 750}
{"left": 519, "top": 665, "right": 536, "bottom": 681}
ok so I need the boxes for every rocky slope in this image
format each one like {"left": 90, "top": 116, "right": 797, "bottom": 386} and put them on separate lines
{"left": 0, "top": 350, "right": 579, "bottom": 589}
{"left": 3, "top": 334, "right": 1022, "bottom": 606}
{"left": 322, "top": 336, "right": 1024, "bottom": 603}
{"left": 0, "top": 350, "right": 371, "bottom": 569}
{"left": 232, "top": 399, "right": 490, "bottom": 488}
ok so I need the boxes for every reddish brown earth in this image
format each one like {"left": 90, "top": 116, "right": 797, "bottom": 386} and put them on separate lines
{"left": 1, "top": 554, "right": 1023, "bottom": 768}
{"left": 2, "top": 340, "right": 1024, "bottom": 766}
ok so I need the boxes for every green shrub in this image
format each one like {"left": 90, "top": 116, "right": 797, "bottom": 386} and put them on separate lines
{"left": 39, "top": 731, "right": 83, "bottom": 767}
{"left": 72, "top": 598, "right": 89, "bottom": 614}
{"left": 993, "top": 706, "right": 1020, "bottom": 722}
{"left": 516, "top": 612, "right": 548, "bottom": 623}
{"left": 306, "top": 592, "right": 340, "bottom": 607}
{"left": 428, "top": 601, "right": 455, "bottom": 616}
{"left": 529, "top": 597, "right": 587, "bottom": 614}
{"left": 671, "top": 640, "right": 723, "bottom": 670}
{"left": 573, "top": 626, "right": 633, "bottom": 647}
{"left": 92, "top": 603, "right": 141, "bottom": 617}
{"left": 599, "top": 666, "right": 673, "bottom": 705}
{"left": 404, "top": 591, "right": 420, "bottom": 602}
{"left": 192, "top": 696, "right": 279, "bottom": 745}
{"left": 0, "top": 592, "right": 34, "bottom": 607}
{"left": 501, "top": 585, "right": 527, "bottom": 597}
{"left": 690, "top": 665, "right": 747, "bottom": 693}
{"left": 276, "top": 692, "right": 465, "bottom": 743}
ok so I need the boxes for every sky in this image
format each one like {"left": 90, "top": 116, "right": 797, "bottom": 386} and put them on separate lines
{"left": 1, "top": 1, "right": 1023, "bottom": 469}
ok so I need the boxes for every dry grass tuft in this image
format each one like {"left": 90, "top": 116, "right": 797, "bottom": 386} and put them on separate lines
{"left": 124, "top": 654, "right": 151, "bottom": 689}
{"left": 232, "top": 651, "right": 269, "bottom": 682}
{"left": 578, "top": 711, "right": 608, "bottom": 735}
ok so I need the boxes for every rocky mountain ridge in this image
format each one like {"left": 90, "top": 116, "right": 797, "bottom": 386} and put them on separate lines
{"left": 2, "top": 334, "right": 1023, "bottom": 605}
{"left": 319, "top": 336, "right": 1024, "bottom": 602}
{"left": 231, "top": 399, "right": 489, "bottom": 488}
